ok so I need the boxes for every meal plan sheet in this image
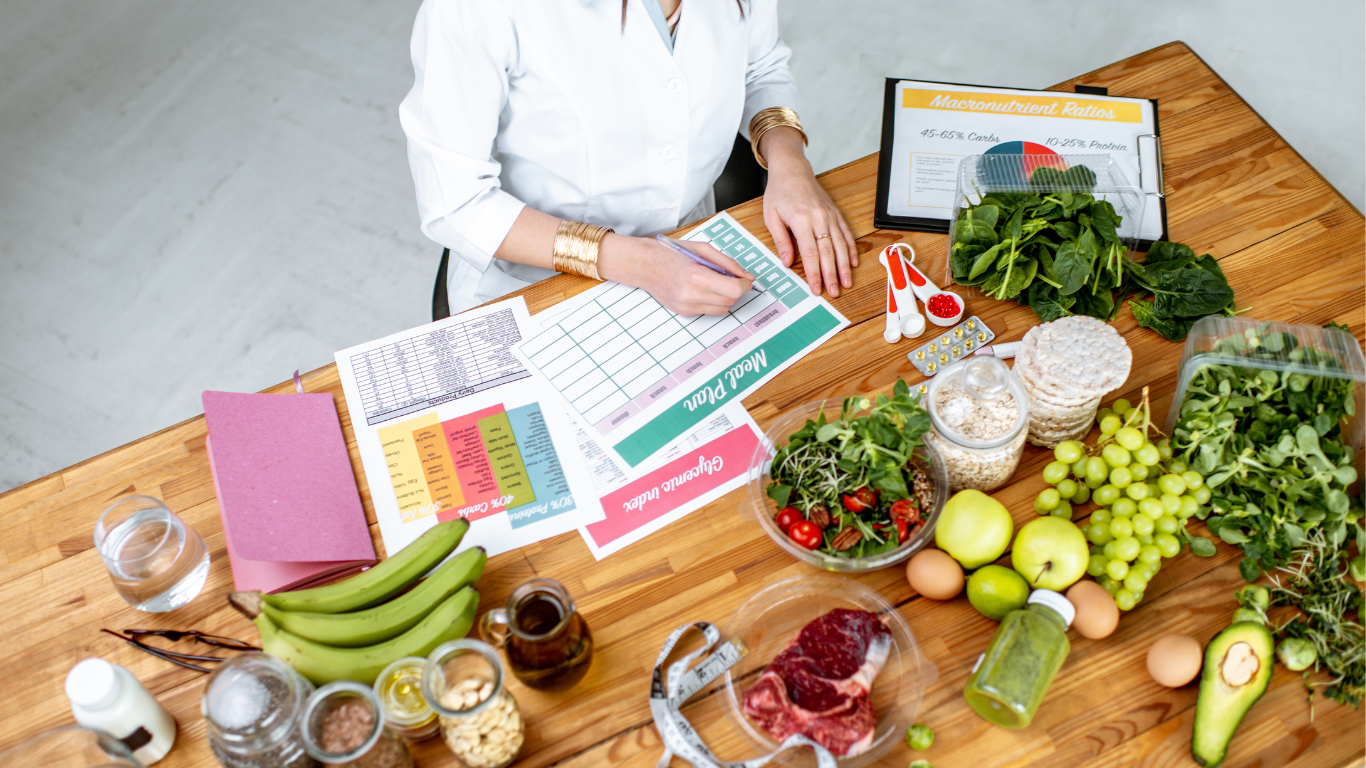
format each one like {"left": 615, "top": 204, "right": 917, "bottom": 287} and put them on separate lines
{"left": 517, "top": 211, "right": 848, "bottom": 468}
{"left": 521, "top": 296, "right": 766, "bottom": 560}
{"left": 880, "top": 80, "right": 1163, "bottom": 241}
{"left": 334, "top": 297, "right": 603, "bottom": 557}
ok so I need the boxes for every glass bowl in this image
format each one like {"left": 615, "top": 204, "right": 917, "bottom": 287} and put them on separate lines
{"left": 721, "top": 575, "right": 937, "bottom": 767}
{"left": 743, "top": 399, "right": 950, "bottom": 572}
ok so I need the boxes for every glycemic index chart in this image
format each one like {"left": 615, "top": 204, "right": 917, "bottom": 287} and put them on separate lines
{"left": 519, "top": 212, "right": 847, "bottom": 467}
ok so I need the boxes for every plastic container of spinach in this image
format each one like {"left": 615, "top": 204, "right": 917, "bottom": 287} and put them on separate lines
{"left": 944, "top": 154, "right": 1145, "bottom": 291}
{"left": 1165, "top": 316, "right": 1365, "bottom": 452}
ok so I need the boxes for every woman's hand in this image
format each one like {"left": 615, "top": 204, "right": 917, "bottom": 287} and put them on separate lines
{"left": 759, "top": 127, "right": 858, "bottom": 297}
{"left": 599, "top": 234, "right": 753, "bottom": 316}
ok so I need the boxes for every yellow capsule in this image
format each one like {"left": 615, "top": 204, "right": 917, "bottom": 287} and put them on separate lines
{"left": 952, "top": 346, "right": 961, "bottom": 356}
{"left": 926, "top": 362, "right": 937, "bottom": 372}
{"left": 977, "top": 332, "right": 987, "bottom": 342}
{"left": 915, "top": 350, "right": 925, "bottom": 360}
{"left": 939, "top": 353, "right": 949, "bottom": 363}
{"left": 940, "top": 335, "right": 950, "bottom": 345}
{"left": 954, "top": 327, "right": 964, "bottom": 338}
{"left": 966, "top": 320, "right": 977, "bottom": 330}
{"left": 918, "top": 384, "right": 928, "bottom": 395}
{"left": 928, "top": 344, "right": 937, "bottom": 353}
{"left": 964, "top": 339, "right": 975, "bottom": 350}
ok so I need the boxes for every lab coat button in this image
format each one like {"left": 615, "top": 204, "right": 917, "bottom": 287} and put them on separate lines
{"left": 661, "top": 145, "right": 676, "bottom": 158}
{"left": 667, "top": 78, "right": 682, "bottom": 92}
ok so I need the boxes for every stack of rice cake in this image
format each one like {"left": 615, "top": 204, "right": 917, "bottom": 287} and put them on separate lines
{"left": 1013, "top": 316, "right": 1132, "bottom": 448}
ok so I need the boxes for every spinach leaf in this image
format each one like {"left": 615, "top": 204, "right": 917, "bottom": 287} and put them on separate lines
{"left": 1151, "top": 267, "right": 1236, "bottom": 317}
{"left": 1052, "top": 241, "right": 1090, "bottom": 295}
{"left": 968, "top": 243, "right": 1005, "bottom": 281}
{"left": 1027, "top": 282, "right": 1074, "bottom": 322}
{"left": 1130, "top": 299, "right": 1198, "bottom": 342}
{"left": 1145, "top": 240, "right": 1195, "bottom": 264}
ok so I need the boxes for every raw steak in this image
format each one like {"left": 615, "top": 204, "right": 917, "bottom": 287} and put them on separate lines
{"left": 742, "top": 608, "right": 892, "bottom": 756}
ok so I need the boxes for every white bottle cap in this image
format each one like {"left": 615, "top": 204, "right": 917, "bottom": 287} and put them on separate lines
{"left": 1027, "top": 589, "right": 1076, "bottom": 628}
{"left": 66, "top": 657, "right": 123, "bottom": 711}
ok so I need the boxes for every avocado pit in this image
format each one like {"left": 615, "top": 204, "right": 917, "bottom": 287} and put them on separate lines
{"left": 1219, "top": 641, "right": 1260, "bottom": 688}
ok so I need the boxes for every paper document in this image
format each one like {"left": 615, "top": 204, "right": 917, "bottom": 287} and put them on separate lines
{"left": 516, "top": 211, "right": 848, "bottom": 469}
{"left": 882, "top": 80, "right": 1163, "bottom": 241}
{"left": 334, "top": 298, "right": 604, "bottom": 557}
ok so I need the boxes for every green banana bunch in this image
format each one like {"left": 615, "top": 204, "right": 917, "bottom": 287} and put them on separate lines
{"left": 233, "top": 546, "right": 486, "bottom": 647}
{"left": 252, "top": 585, "right": 479, "bottom": 685}
{"left": 262, "top": 519, "right": 468, "bottom": 614}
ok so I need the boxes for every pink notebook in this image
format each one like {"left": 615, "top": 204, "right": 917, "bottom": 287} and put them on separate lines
{"left": 203, "top": 390, "right": 377, "bottom": 593}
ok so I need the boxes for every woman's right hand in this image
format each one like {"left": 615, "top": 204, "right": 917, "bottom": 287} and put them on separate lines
{"left": 599, "top": 234, "right": 754, "bottom": 316}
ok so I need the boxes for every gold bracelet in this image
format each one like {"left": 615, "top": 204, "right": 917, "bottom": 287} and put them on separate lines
{"left": 552, "top": 219, "right": 613, "bottom": 280}
{"left": 749, "top": 106, "right": 808, "bottom": 170}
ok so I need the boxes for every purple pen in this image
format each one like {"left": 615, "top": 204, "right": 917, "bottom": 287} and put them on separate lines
{"left": 654, "top": 234, "right": 762, "bottom": 291}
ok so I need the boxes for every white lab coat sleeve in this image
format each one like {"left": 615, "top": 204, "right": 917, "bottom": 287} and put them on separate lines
{"left": 739, "top": 0, "right": 800, "bottom": 140}
{"left": 399, "top": 0, "right": 526, "bottom": 271}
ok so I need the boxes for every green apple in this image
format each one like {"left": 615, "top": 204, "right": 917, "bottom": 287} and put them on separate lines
{"left": 1012, "top": 517, "right": 1089, "bottom": 591}
{"left": 935, "top": 489, "right": 1013, "bottom": 569}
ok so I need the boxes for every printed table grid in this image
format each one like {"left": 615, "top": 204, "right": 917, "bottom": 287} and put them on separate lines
{"left": 525, "top": 218, "right": 810, "bottom": 435}
{"left": 350, "top": 308, "right": 529, "bottom": 427}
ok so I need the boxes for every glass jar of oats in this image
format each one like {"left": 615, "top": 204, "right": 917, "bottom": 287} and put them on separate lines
{"left": 421, "top": 640, "right": 524, "bottom": 768}
{"left": 923, "top": 357, "right": 1029, "bottom": 492}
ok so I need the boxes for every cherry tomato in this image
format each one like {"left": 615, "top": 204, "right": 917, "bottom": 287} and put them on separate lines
{"left": 842, "top": 487, "right": 877, "bottom": 513}
{"left": 889, "top": 498, "right": 921, "bottom": 524}
{"left": 774, "top": 507, "right": 803, "bottom": 533}
{"left": 788, "top": 520, "right": 823, "bottom": 550}
{"left": 893, "top": 518, "right": 909, "bottom": 544}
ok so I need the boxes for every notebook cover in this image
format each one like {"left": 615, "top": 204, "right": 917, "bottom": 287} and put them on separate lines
{"left": 203, "top": 390, "right": 376, "bottom": 593}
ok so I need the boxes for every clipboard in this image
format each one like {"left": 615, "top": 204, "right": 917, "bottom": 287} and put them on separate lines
{"left": 873, "top": 78, "right": 1168, "bottom": 247}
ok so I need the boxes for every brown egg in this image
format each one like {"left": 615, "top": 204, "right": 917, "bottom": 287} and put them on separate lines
{"left": 906, "top": 549, "right": 964, "bottom": 600}
{"left": 1066, "top": 580, "right": 1120, "bottom": 640}
{"left": 1147, "top": 633, "right": 1204, "bottom": 688}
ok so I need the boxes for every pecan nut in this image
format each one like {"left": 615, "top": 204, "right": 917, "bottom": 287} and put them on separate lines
{"left": 831, "top": 527, "right": 863, "bottom": 552}
{"left": 808, "top": 504, "right": 831, "bottom": 530}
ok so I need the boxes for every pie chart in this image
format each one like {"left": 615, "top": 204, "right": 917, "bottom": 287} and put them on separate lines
{"left": 979, "top": 141, "right": 1066, "bottom": 186}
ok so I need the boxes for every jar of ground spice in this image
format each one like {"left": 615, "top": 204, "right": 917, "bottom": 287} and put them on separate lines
{"left": 422, "top": 640, "right": 525, "bottom": 768}
{"left": 923, "top": 356, "right": 1029, "bottom": 492}
{"left": 301, "top": 682, "right": 413, "bottom": 768}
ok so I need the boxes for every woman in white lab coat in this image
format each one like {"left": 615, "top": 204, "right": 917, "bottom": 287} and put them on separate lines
{"left": 400, "top": 0, "right": 856, "bottom": 316}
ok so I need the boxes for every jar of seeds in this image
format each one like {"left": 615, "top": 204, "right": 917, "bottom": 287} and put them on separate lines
{"left": 202, "top": 653, "right": 317, "bottom": 768}
{"left": 422, "top": 640, "right": 524, "bottom": 768}
{"left": 924, "top": 356, "right": 1029, "bottom": 492}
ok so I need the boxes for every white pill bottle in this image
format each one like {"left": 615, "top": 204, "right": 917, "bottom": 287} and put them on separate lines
{"left": 65, "top": 657, "right": 178, "bottom": 764}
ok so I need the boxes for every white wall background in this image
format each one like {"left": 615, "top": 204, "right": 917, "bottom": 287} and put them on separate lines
{"left": 1, "top": 0, "right": 1362, "bottom": 492}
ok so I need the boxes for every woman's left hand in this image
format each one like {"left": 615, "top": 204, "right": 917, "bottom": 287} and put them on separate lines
{"left": 759, "top": 127, "right": 858, "bottom": 297}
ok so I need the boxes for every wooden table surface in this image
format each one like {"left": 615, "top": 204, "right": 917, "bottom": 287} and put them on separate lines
{"left": 2, "top": 42, "right": 1362, "bottom": 768}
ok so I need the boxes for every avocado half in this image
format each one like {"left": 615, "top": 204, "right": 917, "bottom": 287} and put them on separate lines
{"left": 1191, "top": 622, "right": 1274, "bottom": 767}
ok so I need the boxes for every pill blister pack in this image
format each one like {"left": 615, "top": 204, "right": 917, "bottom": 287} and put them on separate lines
{"left": 906, "top": 316, "right": 995, "bottom": 377}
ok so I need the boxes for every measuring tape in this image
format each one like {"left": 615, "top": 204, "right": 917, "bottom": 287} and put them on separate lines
{"left": 649, "top": 622, "right": 837, "bottom": 768}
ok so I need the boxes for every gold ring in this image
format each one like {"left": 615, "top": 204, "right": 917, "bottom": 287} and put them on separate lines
{"left": 815, "top": 233, "right": 831, "bottom": 240}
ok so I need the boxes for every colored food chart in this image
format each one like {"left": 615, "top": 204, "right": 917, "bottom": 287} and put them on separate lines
{"left": 378, "top": 403, "right": 575, "bottom": 529}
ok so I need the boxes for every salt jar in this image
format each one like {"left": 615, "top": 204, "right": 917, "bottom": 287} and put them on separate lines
{"left": 202, "top": 652, "right": 317, "bottom": 768}
{"left": 422, "top": 640, "right": 525, "bottom": 768}
{"left": 923, "top": 356, "right": 1029, "bottom": 492}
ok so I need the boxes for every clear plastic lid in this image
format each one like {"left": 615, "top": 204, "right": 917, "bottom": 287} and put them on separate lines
{"left": 926, "top": 356, "right": 1029, "bottom": 448}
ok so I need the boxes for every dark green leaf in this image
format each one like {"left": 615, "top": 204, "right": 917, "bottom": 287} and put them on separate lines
{"left": 1151, "top": 268, "right": 1236, "bottom": 317}
{"left": 1028, "top": 282, "right": 1075, "bottom": 322}
{"left": 766, "top": 484, "right": 791, "bottom": 509}
{"left": 1130, "top": 299, "right": 1197, "bottom": 342}
{"left": 1188, "top": 536, "right": 1218, "bottom": 557}
{"left": 1052, "top": 241, "right": 1089, "bottom": 295}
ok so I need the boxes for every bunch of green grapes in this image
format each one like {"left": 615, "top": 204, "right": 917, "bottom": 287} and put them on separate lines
{"left": 1033, "top": 396, "right": 1212, "bottom": 611}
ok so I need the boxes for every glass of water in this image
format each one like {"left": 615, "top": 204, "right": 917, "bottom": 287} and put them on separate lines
{"left": 0, "top": 725, "right": 143, "bottom": 767}
{"left": 95, "top": 495, "right": 210, "bottom": 612}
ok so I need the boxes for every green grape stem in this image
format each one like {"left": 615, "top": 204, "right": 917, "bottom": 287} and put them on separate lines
{"left": 1091, "top": 386, "right": 1164, "bottom": 457}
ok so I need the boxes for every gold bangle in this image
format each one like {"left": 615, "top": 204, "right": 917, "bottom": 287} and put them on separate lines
{"left": 552, "top": 219, "right": 613, "bottom": 281}
{"left": 749, "top": 106, "right": 808, "bottom": 170}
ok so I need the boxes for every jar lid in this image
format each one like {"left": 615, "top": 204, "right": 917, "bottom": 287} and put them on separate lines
{"left": 1028, "top": 589, "right": 1076, "bottom": 628}
{"left": 66, "top": 658, "right": 122, "bottom": 711}
{"left": 925, "top": 357, "right": 1029, "bottom": 448}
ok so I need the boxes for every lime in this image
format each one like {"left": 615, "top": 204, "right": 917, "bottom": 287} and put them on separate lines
{"left": 967, "top": 565, "right": 1030, "bottom": 621}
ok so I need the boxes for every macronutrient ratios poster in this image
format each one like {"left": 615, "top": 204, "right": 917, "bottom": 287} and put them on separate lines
{"left": 881, "top": 80, "right": 1163, "bottom": 241}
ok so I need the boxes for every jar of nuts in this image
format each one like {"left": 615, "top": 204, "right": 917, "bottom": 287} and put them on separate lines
{"left": 924, "top": 356, "right": 1030, "bottom": 492}
{"left": 300, "top": 681, "right": 413, "bottom": 768}
{"left": 421, "top": 640, "right": 524, "bottom": 768}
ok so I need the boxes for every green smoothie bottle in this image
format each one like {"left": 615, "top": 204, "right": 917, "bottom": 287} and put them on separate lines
{"left": 963, "top": 589, "right": 1075, "bottom": 729}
